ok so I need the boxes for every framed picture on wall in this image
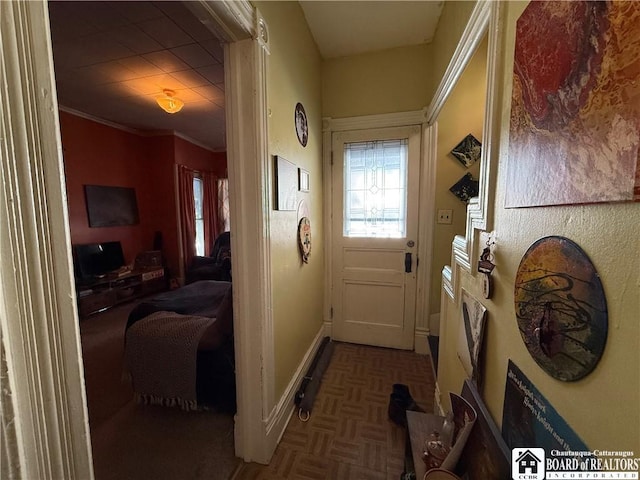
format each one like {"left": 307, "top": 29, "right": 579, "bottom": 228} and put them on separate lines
{"left": 298, "top": 168, "right": 310, "bottom": 192}
{"left": 274, "top": 155, "right": 297, "bottom": 211}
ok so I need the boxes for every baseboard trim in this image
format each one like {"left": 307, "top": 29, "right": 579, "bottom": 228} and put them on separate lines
{"left": 262, "top": 326, "right": 327, "bottom": 462}
{"left": 414, "top": 327, "right": 430, "bottom": 355}
{"left": 323, "top": 320, "right": 332, "bottom": 337}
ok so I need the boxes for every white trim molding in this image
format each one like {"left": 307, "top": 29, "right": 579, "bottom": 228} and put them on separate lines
{"left": 186, "top": 1, "right": 254, "bottom": 43}
{"left": 263, "top": 327, "right": 326, "bottom": 457}
{"left": 415, "top": 122, "right": 438, "bottom": 335}
{"left": 426, "top": 1, "right": 492, "bottom": 125}
{"left": 414, "top": 327, "right": 430, "bottom": 355}
{"left": 1, "top": 0, "right": 274, "bottom": 474}
{"left": 435, "top": 1, "right": 503, "bottom": 303}
{"left": 0, "top": 2, "right": 93, "bottom": 478}
{"left": 327, "top": 109, "right": 428, "bottom": 133}
{"left": 322, "top": 119, "right": 334, "bottom": 339}
{"left": 225, "top": 13, "right": 273, "bottom": 461}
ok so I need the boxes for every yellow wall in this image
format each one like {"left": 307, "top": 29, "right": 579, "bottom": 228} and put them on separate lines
{"left": 437, "top": 1, "right": 640, "bottom": 454}
{"left": 255, "top": 1, "right": 325, "bottom": 399}
{"left": 322, "top": 44, "right": 431, "bottom": 118}
{"left": 427, "top": 1, "right": 477, "bottom": 103}
{"left": 430, "top": 35, "right": 487, "bottom": 320}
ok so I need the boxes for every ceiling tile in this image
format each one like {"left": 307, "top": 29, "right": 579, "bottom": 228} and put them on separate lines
{"left": 110, "top": 1, "right": 165, "bottom": 23}
{"left": 154, "top": 2, "right": 216, "bottom": 42}
{"left": 137, "top": 17, "right": 194, "bottom": 49}
{"left": 74, "top": 62, "right": 138, "bottom": 86}
{"left": 169, "top": 70, "right": 210, "bottom": 89}
{"left": 120, "top": 78, "right": 164, "bottom": 96}
{"left": 195, "top": 65, "right": 224, "bottom": 85}
{"left": 192, "top": 85, "right": 225, "bottom": 102}
{"left": 146, "top": 73, "right": 188, "bottom": 91}
{"left": 49, "top": 0, "right": 230, "bottom": 151}
{"left": 143, "top": 51, "right": 190, "bottom": 73}
{"left": 115, "top": 82, "right": 152, "bottom": 99}
{"left": 110, "top": 24, "right": 164, "bottom": 55}
{"left": 164, "top": 88, "right": 205, "bottom": 103}
{"left": 48, "top": 3, "right": 100, "bottom": 41}
{"left": 82, "top": 32, "right": 136, "bottom": 64}
{"left": 73, "top": 2, "right": 130, "bottom": 30}
{"left": 170, "top": 44, "right": 217, "bottom": 69}
{"left": 117, "top": 56, "right": 164, "bottom": 78}
{"left": 200, "top": 39, "right": 224, "bottom": 63}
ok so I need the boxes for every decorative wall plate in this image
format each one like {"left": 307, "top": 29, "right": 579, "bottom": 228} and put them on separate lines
{"left": 449, "top": 173, "right": 479, "bottom": 202}
{"left": 514, "top": 236, "right": 608, "bottom": 381}
{"left": 297, "top": 216, "right": 311, "bottom": 263}
{"left": 451, "top": 133, "right": 482, "bottom": 168}
{"left": 295, "top": 102, "right": 308, "bottom": 147}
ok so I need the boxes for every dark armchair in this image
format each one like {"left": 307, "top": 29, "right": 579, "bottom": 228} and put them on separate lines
{"left": 185, "top": 232, "right": 231, "bottom": 284}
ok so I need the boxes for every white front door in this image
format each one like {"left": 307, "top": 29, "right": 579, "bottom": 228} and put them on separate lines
{"left": 331, "top": 126, "right": 421, "bottom": 350}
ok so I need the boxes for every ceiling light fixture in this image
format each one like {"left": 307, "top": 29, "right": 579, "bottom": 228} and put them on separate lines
{"left": 156, "top": 89, "right": 184, "bottom": 114}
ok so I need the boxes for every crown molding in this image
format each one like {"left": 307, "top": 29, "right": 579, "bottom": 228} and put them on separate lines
{"left": 324, "top": 109, "right": 428, "bottom": 132}
{"left": 58, "top": 105, "right": 142, "bottom": 136}
{"left": 426, "top": 1, "right": 492, "bottom": 125}
{"left": 187, "top": 1, "right": 254, "bottom": 43}
{"left": 58, "top": 106, "right": 223, "bottom": 153}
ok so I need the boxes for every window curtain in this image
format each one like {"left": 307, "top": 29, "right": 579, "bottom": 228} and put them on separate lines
{"left": 202, "top": 171, "right": 220, "bottom": 256}
{"left": 218, "top": 178, "right": 230, "bottom": 232}
{"left": 178, "top": 165, "right": 196, "bottom": 270}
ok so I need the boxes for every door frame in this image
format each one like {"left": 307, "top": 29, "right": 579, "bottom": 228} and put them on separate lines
{"left": 434, "top": 1, "right": 502, "bottom": 304}
{"left": 323, "top": 110, "right": 436, "bottom": 354}
{"left": 0, "top": 1, "right": 273, "bottom": 478}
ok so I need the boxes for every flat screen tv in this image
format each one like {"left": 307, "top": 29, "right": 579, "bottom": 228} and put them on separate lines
{"left": 73, "top": 241, "right": 125, "bottom": 281}
{"left": 85, "top": 185, "right": 139, "bottom": 227}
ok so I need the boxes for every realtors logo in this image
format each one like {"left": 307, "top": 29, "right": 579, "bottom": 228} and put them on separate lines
{"left": 512, "top": 448, "right": 545, "bottom": 480}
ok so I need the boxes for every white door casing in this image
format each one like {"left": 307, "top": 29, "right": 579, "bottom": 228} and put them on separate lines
{"left": 331, "top": 126, "right": 421, "bottom": 350}
{"left": 0, "top": 1, "right": 271, "bottom": 477}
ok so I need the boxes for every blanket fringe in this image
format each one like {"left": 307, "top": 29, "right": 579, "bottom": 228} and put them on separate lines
{"left": 134, "top": 392, "right": 199, "bottom": 412}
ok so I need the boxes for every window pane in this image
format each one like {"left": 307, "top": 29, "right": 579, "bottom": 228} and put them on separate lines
{"left": 195, "top": 219, "right": 204, "bottom": 256}
{"left": 343, "top": 139, "right": 408, "bottom": 238}
{"left": 193, "top": 178, "right": 203, "bottom": 220}
{"left": 193, "top": 177, "right": 204, "bottom": 256}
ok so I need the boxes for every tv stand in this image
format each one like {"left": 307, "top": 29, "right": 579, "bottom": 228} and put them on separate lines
{"left": 76, "top": 267, "right": 165, "bottom": 318}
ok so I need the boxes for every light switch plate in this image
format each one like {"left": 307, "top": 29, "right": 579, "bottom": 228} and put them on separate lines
{"left": 437, "top": 209, "right": 453, "bottom": 224}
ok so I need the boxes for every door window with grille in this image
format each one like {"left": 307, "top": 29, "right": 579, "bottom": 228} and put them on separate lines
{"left": 343, "top": 139, "right": 408, "bottom": 238}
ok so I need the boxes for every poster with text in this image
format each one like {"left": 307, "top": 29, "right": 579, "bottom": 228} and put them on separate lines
{"left": 502, "top": 360, "right": 588, "bottom": 453}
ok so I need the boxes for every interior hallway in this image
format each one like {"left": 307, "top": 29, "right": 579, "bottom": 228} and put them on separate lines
{"left": 234, "top": 342, "right": 435, "bottom": 480}
{"left": 80, "top": 300, "right": 435, "bottom": 479}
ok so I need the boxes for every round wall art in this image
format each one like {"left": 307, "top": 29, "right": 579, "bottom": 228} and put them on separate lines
{"left": 295, "top": 102, "right": 308, "bottom": 147}
{"left": 297, "top": 216, "right": 311, "bottom": 263}
{"left": 514, "top": 236, "right": 608, "bottom": 381}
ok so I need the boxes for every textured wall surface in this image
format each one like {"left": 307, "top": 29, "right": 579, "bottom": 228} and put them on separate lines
{"left": 255, "top": 1, "right": 325, "bottom": 399}
{"left": 436, "top": 0, "right": 640, "bottom": 454}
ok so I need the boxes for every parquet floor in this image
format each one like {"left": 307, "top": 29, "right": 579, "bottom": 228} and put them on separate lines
{"left": 234, "top": 342, "right": 435, "bottom": 480}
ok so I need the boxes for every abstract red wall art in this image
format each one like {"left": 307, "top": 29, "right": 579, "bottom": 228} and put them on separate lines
{"left": 506, "top": 1, "right": 640, "bottom": 207}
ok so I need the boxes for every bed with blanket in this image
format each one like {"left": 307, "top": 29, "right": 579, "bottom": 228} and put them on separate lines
{"left": 124, "top": 280, "right": 235, "bottom": 412}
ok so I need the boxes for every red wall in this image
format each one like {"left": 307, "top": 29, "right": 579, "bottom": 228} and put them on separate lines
{"left": 60, "top": 111, "right": 227, "bottom": 279}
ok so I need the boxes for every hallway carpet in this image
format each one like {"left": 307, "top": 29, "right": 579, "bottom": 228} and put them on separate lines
{"left": 80, "top": 300, "right": 240, "bottom": 480}
{"left": 91, "top": 401, "right": 238, "bottom": 480}
{"left": 234, "top": 342, "right": 435, "bottom": 480}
